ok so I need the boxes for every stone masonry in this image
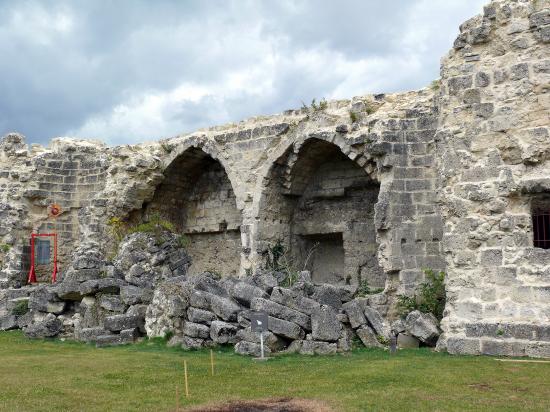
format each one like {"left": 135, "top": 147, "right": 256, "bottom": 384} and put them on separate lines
{"left": 0, "top": 0, "right": 548, "bottom": 357}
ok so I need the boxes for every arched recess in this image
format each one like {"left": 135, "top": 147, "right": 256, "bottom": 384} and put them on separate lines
{"left": 137, "top": 146, "right": 242, "bottom": 276}
{"left": 256, "top": 137, "right": 384, "bottom": 286}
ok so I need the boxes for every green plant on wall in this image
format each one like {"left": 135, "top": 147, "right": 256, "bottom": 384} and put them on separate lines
{"left": 107, "top": 217, "right": 127, "bottom": 242}
{"left": 397, "top": 269, "right": 446, "bottom": 321}
{"left": 355, "top": 279, "right": 384, "bottom": 297}
{"left": 11, "top": 300, "right": 29, "bottom": 316}
{"left": 0, "top": 243, "right": 11, "bottom": 253}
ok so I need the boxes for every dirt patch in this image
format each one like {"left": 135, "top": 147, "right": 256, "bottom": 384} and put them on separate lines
{"left": 467, "top": 383, "right": 492, "bottom": 391}
{"left": 183, "top": 397, "right": 334, "bottom": 412}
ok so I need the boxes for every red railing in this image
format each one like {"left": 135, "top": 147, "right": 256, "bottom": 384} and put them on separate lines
{"left": 27, "top": 233, "right": 58, "bottom": 284}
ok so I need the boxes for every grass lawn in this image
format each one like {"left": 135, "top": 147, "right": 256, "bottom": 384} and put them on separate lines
{"left": 1, "top": 331, "right": 549, "bottom": 411}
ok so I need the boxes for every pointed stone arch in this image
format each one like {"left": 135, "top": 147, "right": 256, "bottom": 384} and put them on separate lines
{"left": 143, "top": 144, "right": 242, "bottom": 276}
{"left": 254, "top": 134, "right": 384, "bottom": 286}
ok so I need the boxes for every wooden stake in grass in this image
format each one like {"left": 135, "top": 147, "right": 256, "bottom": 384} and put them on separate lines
{"left": 210, "top": 349, "right": 215, "bottom": 376}
{"left": 184, "top": 360, "right": 189, "bottom": 398}
{"left": 175, "top": 385, "right": 180, "bottom": 411}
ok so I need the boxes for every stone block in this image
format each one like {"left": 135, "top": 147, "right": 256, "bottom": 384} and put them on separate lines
{"left": 183, "top": 322, "right": 210, "bottom": 339}
{"left": 104, "top": 315, "right": 142, "bottom": 332}
{"left": 234, "top": 341, "right": 272, "bottom": 357}
{"left": 250, "top": 297, "right": 310, "bottom": 330}
{"left": 405, "top": 311, "right": 440, "bottom": 345}
{"left": 267, "top": 316, "right": 304, "bottom": 340}
{"left": 299, "top": 340, "right": 337, "bottom": 355}
{"left": 342, "top": 299, "right": 367, "bottom": 329}
{"left": 120, "top": 285, "right": 153, "bottom": 305}
{"left": 23, "top": 313, "right": 62, "bottom": 338}
{"left": 311, "top": 305, "right": 341, "bottom": 342}
{"left": 364, "top": 306, "right": 389, "bottom": 338}
{"left": 397, "top": 334, "right": 420, "bottom": 349}
{"left": 187, "top": 307, "right": 216, "bottom": 325}
{"left": 356, "top": 326, "right": 383, "bottom": 348}
{"left": 209, "top": 295, "right": 241, "bottom": 322}
{"left": 230, "top": 281, "right": 267, "bottom": 306}
{"left": 270, "top": 287, "right": 320, "bottom": 315}
{"left": 210, "top": 320, "right": 238, "bottom": 344}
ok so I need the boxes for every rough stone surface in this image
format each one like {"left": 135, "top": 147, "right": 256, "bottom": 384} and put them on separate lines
{"left": 210, "top": 321, "right": 238, "bottom": 344}
{"left": 405, "top": 310, "right": 441, "bottom": 345}
{"left": 311, "top": 305, "right": 341, "bottom": 342}
{"left": 0, "top": 0, "right": 548, "bottom": 358}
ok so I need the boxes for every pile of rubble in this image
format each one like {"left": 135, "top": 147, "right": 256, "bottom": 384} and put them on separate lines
{"left": 0, "top": 231, "right": 442, "bottom": 354}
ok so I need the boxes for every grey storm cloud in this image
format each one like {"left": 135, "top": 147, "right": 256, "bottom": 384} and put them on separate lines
{"left": 0, "top": 0, "right": 487, "bottom": 146}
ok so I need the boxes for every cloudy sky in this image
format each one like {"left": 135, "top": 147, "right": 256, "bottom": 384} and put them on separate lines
{"left": 0, "top": 0, "right": 487, "bottom": 146}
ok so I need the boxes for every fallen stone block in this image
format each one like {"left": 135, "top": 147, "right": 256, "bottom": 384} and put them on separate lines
{"left": 95, "top": 333, "right": 133, "bottom": 347}
{"left": 338, "top": 325, "right": 356, "bottom": 352}
{"left": 55, "top": 281, "right": 83, "bottom": 301}
{"left": 342, "top": 299, "right": 368, "bottom": 329}
{"left": 183, "top": 322, "right": 210, "bottom": 339}
{"left": 210, "top": 320, "right": 238, "bottom": 344}
{"left": 182, "top": 336, "right": 206, "bottom": 350}
{"left": 104, "top": 315, "right": 142, "bottom": 332}
{"left": 23, "top": 313, "right": 62, "bottom": 338}
{"left": 120, "top": 327, "right": 140, "bottom": 342}
{"left": 270, "top": 287, "right": 320, "bottom": 315}
{"left": 209, "top": 295, "right": 241, "bottom": 322}
{"left": 356, "top": 326, "right": 383, "bottom": 348}
{"left": 235, "top": 340, "right": 272, "bottom": 357}
{"left": 250, "top": 271, "right": 279, "bottom": 293}
{"left": 397, "top": 333, "right": 420, "bottom": 349}
{"left": 230, "top": 282, "right": 267, "bottom": 306}
{"left": 364, "top": 306, "right": 389, "bottom": 338}
{"left": 0, "top": 314, "right": 17, "bottom": 330}
{"left": 120, "top": 285, "right": 153, "bottom": 305}
{"left": 311, "top": 305, "right": 341, "bottom": 342}
{"left": 250, "top": 297, "right": 310, "bottom": 330}
{"left": 311, "top": 285, "right": 343, "bottom": 309}
{"left": 300, "top": 340, "right": 338, "bottom": 355}
{"left": 98, "top": 294, "right": 127, "bottom": 313}
{"left": 80, "top": 278, "right": 124, "bottom": 296}
{"left": 77, "top": 327, "right": 109, "bottom": 342}
{"left": 236, "top": 327, "right": 286, "bottom": 352}
{"left": 267, "top": 316, "right": 304, "bottom": 340}
{"left": 187, "top": 307, "right": 216, "bottom": 325}
{"left": 28, "top": 286, "right": 65, "bottom": 314}
{"left": 405, "top": 310, "right": 441, "bottom": 345}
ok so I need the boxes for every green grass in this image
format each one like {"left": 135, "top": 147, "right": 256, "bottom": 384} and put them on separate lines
{"left": 0, "top": 331, "right": 549, "bottom": 411}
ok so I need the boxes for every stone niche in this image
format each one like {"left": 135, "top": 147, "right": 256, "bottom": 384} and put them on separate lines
{"left": 257, "top": 138, "right": 383, "bottom": 286}
{"left": 140, "top": 147, "right": 242, "bottom": 276}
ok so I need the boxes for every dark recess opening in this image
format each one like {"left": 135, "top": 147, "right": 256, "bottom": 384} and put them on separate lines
{"left": 532, "top": 205, "right": 550, "bottom": 249}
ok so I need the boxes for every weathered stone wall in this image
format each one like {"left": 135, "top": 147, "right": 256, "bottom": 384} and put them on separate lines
{"left": 436, "top": 0, "right": 550, "bottom": 357}
{"left": 142, "top": 147, "right": 242, "bottom": 276}
{"left": 3, "top": 0, "right": 548, "bottom": 358}
{"left": 0, "top": 136, "right": 109, "bottom": 287}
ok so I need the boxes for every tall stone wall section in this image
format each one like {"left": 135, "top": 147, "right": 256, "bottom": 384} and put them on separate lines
{"left": 0, "top": 137, "right": 108, "bottom": 287}
{"left": 436, "top": 0, "right": 550, "bottom": 357}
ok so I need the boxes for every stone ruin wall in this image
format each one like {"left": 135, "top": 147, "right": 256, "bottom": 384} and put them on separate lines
{"left": 0, "top": 0, "right": 548, "bottom": 357}
{"left": 436, "top": 0, "right": 550, "bottom": 357}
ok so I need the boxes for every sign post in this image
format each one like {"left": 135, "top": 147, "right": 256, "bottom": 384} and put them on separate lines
{"left": 250, "top": 311, "right": 269, "bottom": 361}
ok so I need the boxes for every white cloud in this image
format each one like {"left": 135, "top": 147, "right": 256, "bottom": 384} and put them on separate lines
{"left": 0, "top": 0, "right": 488, "bottom": 145}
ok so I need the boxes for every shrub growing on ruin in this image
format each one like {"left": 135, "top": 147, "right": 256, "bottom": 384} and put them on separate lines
{"left": 397, "top": 269, "right": 446, "bottom": 321}
{"left": 355, "top": 280, "right": 384, "bottom": 297}
{"left": 12, "top": 300, "right": 29, "bottom": 316}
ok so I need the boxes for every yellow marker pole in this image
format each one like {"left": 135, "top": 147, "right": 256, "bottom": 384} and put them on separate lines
{"left": 184, "top": 360, "right": 189, "bottom": 398}
{"left": 210, "top": 349, "right": 215, "bottom": 376}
